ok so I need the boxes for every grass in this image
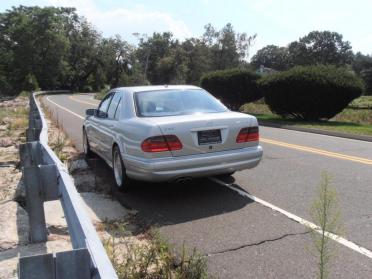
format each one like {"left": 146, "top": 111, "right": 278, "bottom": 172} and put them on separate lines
{"left": 348, "top": 96, "right": 372, "bottom": 109}
{"left": 241, "top": 97, "right": 372, "bottom": 136}
{"left": 18, "top": 91, "right": 31, "bottom": 98}
{"left": 52, "top": 132, "right": 68, "bottom": 161}
{"left": 103, "top": 221, "right": 210, "bottom": 279}
{"left": 0, "top": 106, "right": 29, "bottom": 137}
{"left": 0, "top": 107, "right": 29, "bottom": 124}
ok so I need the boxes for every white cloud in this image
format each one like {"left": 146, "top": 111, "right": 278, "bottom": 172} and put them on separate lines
{"left": 46, "top": 0, "right": 193, "bottom": 42}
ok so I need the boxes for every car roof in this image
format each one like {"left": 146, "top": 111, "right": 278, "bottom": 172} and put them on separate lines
{"left": 114, "top": 85, "right": 201, "bottom": 94}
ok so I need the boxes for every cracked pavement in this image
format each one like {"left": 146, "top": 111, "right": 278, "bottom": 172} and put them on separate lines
{"left": 206, "top": 231, "right": 311, "bottom": 256}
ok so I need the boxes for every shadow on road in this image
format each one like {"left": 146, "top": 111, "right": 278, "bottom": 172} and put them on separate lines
{"left": 85, "top": 155, "right": 253, "bottom": 229}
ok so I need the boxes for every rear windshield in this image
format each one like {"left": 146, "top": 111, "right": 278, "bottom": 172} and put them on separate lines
{"left": 134, "top": 89, "right": 228, "bottom": 117}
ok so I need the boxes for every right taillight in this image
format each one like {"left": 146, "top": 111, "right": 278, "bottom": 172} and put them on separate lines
{"left": 141, "top": 135, "right": 183, "bottom": 152}
{"left": 236, "top": 126, "right": 259, "bottom": 143}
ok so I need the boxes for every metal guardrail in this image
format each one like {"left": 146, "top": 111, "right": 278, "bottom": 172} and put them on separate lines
{"left": 19, "top": 91, "right": 118, "bottom": 279}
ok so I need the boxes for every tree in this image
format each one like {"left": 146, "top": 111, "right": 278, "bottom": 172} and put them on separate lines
{"left": 135, "top": 32, "right": 175, "bottom": 84}
{"left": 352, "top": 52, "right": 372, "bottom": 74}
{"left": 203, "top": 23, "right": 256, "bottom": 70}
{"left": 0, "top": 6, "right": 78, "bottom": 93}
{"left": 352, "top": 52, "right": 372, "bottom": 95}
{"left": 360, "top": 68, "right": 372, "bottom": 95}
{"left": 251, "top": 45, "right": 291, "bottom": 70}
{"left": 181, "top": 38, "right": 212, "bottom": 84}
{"left": 0, "top": 6, "right": 257, "bottom": 95}
{"left": 66, "top": 19, "right": 102, "bottom": 90}
{"left": 288, "top": 31, "right": 353, "bottom": 66}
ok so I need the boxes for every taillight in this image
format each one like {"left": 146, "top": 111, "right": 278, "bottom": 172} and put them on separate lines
{"left": 141, "top": 135, "right": 183, "bottom": 152}
{"left": 236, "top": 126, "right": 259, "bottom": 143}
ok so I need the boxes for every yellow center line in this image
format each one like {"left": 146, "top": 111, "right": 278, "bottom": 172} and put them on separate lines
{"left": 66, "top": 94, "right": 372, "bottom": 165}
{"left": 69, "top": 95, "right": 99, "bottom": 106}
{"left": 261, "top": 138, "right": 372, "bottom": 165}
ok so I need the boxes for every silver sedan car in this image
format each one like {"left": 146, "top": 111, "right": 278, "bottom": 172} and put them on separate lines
{"left": 83, "top": 85, "right": 263, "bottom": 190}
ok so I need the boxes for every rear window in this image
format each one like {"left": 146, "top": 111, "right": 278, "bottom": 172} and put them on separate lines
{"left": 134, "top": 89, "right": 228, "bottom": 117}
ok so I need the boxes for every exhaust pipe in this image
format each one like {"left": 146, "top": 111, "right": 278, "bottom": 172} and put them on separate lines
{"left": 174, "top": 177, "right": 192, "bottom": 183}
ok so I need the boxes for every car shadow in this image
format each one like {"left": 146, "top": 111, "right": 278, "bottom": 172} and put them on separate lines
{"left": 85, "top": 155, "right": 253, "bottom": 229}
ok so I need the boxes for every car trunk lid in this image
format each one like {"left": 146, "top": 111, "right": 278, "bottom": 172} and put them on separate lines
{"left": 145, "top": 112, "right": 258, "bottom": 157}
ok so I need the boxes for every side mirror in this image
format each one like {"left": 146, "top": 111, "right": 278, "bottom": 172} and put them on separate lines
{"left": 97, "top": 110, "right": 108, "bottom": 118}
{"left": 86, "top": 109, "right": 96, "bottom": 116}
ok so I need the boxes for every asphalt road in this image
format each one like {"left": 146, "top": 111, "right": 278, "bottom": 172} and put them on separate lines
{"left": 43, "top": 93, "right": 372, "bottom": 278}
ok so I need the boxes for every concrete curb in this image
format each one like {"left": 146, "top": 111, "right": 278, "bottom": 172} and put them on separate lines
{"left": 258, "top": 120, "right": 372, "bottom": 143}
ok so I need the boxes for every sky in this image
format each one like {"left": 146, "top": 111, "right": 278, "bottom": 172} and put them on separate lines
{"left": 1, "top": 0, "right": 371, "bottom": 58}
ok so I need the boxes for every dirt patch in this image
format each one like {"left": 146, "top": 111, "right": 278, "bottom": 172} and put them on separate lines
{"left": 0, "top": 96, "right": 28, "bottom": 204}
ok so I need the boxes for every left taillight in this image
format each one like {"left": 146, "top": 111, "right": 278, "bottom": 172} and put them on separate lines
{"left": 141, "top": 135, "right": 183, "bottom": 152}
{"left": 236, "top": 126, "right": 259, "bottom": 143}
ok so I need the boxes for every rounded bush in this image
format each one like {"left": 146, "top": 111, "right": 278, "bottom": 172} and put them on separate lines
{"left": 259, "top": 65, "right": 364, "bottom": 120}
{"left": 200, "top": 68, "right": 262, "bottom": 110}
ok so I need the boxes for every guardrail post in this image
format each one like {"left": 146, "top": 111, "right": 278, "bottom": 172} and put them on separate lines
{"left": 55, "top": 249, "right": 91, "bottom": 278}
{"left": 26, "top": 128, "right": 41, "bottom": 142}
{"left": 19, "top": 248, "right": 91, "bottom": 279}
{"left": 19, "top": 253, "right": 55, "bottom": 279}
{"left": 20, "top": 142, "right": 44, "bottom": 167}
{"left": 39, "top": 164, "right": 60, "bottom": 201}
{"left": 23, "top": 165, "right": 48, "bottom": 242}
{"left": 20, "top": 142, "right": 59, "bottom": 243}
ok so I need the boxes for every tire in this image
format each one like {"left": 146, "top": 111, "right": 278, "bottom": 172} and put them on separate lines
{"left": 83, "top": 128, "right": 93, "bottom": 157}
{"left": 112, "top": 145, "right": 132, "bottom": 191}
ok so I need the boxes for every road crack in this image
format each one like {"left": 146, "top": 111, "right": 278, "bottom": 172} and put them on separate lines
{"left": 207, "top": 230, "right": 311, "bottom": 256}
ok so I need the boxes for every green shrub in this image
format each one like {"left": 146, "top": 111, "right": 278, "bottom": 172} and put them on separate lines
{"left": 259, "top": 65, "right": 364, "bottom": 120}
{"left": 200, "top": 68, "right": 262, "bottom": 110}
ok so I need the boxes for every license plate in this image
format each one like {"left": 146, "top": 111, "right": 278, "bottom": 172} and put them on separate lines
{"left": 198, "top": 129, "right": 222, "bottom": 145}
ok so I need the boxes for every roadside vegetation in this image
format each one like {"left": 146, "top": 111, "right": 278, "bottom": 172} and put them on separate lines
{"left": 241, "top": 97, "right": 372, "bottom": 136}
{"left": 200, "top": 69, "right": 262, "bottom": 110}
{"left": 203, "top": 65, "right": 371, "bottom": 137}
{"left": 348, "top": 96, "right": 372, "bottom": 109}
{"left": 40, "top": 101, "right": 77, "bottom": 162}
{"left": 310, "top": 172, "right": 343, "bottom": 279}
{"left": 259, "top": 65, "right": 363, "bottom": 121}
{"left": 0, "top": 96, "right": 29, "bottom": 142}
{"left": 103, "top": 221, "right": 209, "bottom": 279}
{"left": 0, "top": 94, "right": 28, "bottom": 203}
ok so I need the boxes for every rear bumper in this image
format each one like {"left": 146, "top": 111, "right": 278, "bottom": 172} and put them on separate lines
{"left": 124, "top": 145, "right": 263, "bottom": 182}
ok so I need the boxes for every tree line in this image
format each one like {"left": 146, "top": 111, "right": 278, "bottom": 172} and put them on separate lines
{"left": 250, "top": 31, "right": 372, "bottom": 94}
{"left": 0, "top": 5, "right": 371, "bottom": 96}
{"left": 0, "top": 6, "right": 256, "bottom": 96}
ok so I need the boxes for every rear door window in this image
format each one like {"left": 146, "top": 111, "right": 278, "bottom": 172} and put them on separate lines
{"left": 107, "top": 92, "right": 122, "bottom": 119}
{"left": 97, "top": 93, "right": 113, "bottom": 117}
